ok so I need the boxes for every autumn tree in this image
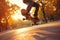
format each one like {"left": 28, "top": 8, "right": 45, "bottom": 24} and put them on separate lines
{"left": 0, "top": 0, "right": 10, "bottom": 31}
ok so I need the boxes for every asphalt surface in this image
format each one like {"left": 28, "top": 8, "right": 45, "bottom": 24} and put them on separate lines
{"left": 0, "top": 21, "right": 60, "bottom": 40}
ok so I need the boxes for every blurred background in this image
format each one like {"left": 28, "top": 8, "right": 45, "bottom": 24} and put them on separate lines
{"left": 0, "top": 0, "right": 60, "bottom": 32}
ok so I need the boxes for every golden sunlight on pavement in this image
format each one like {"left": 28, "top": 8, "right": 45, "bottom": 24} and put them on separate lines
{"left": 0, "top": 21, "right": 60, "bottom": 40}
{"left": 8, "top": 27, "right": 57, "bottom": 40}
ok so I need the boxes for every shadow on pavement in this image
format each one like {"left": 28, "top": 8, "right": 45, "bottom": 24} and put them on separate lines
{"left": 32, "top": 26, "right": 60, "bottom": 40}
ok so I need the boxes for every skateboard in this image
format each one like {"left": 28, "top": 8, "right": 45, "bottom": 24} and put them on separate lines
{"left": 21, "top": 9, "right": 39, "bottom": 25}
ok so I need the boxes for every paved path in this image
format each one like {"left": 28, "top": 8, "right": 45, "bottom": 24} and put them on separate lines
{"left": 0, "top": 21, "right": 60, "bottom": 40}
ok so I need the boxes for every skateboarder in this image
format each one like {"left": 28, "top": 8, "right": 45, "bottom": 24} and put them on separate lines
{"left": 21, "top": 0, "right": 40, "bottom": 25}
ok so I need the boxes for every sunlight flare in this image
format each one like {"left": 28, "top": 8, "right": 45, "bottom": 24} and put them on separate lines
{"left": 6, "top": 0, "right": 27, "bottom": 20}
{"left": 8, "top": 0, "right": 27, "bottom": 9}
{"left": 11, "top": 10, "right": 25, "bottom": 20}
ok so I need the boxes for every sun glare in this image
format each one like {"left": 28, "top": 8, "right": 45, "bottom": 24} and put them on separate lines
{"left": 11, "top": 10, "right": 25, "bottom": 20}
{"left": 8, "top": 0, "right": 27, "bottom": 9}
{"left": 6, "top": 0, "right": 27, "bottom": 20}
